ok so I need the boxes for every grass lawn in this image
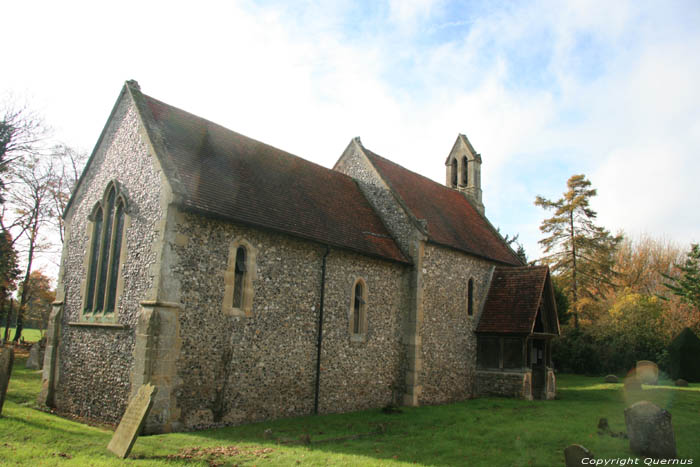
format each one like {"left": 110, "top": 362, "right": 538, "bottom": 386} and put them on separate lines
{"left": 1, "top": 327, "right": 43, "bottom": 343}
{"left": 1, "top": 358, "right": 698, "bottom": 466}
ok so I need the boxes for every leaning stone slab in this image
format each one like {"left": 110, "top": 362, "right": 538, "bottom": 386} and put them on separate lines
{"left": 25, "top": 344, "right": 41, "bottom": 370}
{"left": 624, "top": 400, "right": 676, "bottom": 459}
{"left": 107, "top": 384, "right": 157, "bottom": 458}
{"left": 564, "top": 444, "right": 594, "bottom": 466}
{"left": 636, "top": 360, "right": 659, "bottom": 385}
{"left": 0, "top": 346, "right": 15, "bottom": 416}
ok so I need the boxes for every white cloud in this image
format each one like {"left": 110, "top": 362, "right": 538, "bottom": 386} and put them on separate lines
{"left": 2, "top": 0, "right": 699, "bottom": 276}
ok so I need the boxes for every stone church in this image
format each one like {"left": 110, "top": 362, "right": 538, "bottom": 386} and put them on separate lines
{"left": 39, "top": 81, "right": 559, "bottom": 433}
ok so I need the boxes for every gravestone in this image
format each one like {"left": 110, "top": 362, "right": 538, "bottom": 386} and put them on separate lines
{"left": 604, "top": 374, "right": 619, "bottom": 383}
{"left": 564, "top": 444, "right": 593, "bottom": 466}
{"left": 636, "top": 361, "right": 659, "bottom": 385}
{"left": 0, "top": 346, "right": 15, "bottom": 416}
{"left": 624, "top": 376, "right": 642, "bottom": 393}
{"left": 26, "top": 344, "right": 42, "bottom": 370}
{"left": 107, "top": 384, "right": 157, "bottom": 458}
{"left": 675, "top": 379, "right": 688, "bottom": 387}
{"left": 624, "top": 400, "right": 676, "bottom": 459}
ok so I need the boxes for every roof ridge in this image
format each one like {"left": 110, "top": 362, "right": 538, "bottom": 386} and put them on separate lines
{"left": 363, "top": 146, "right": 453, "bottom": 193}
{"left": 140, "top": 92, "right": 357, "bottom": 181}
{"left": 363, "top": 145, "right": 522, "bottom": 266}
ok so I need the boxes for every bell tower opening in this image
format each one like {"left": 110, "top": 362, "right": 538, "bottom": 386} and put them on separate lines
{"left": 444, "top": 134, "right": 484, "bottom": 215}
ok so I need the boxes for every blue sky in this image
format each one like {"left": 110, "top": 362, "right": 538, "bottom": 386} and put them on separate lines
{"left": 3, "top": 0, "right": 700, "bottom": 272}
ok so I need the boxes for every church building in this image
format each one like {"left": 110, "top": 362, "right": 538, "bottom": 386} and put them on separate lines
{"left": 39, "top": 81, "right": 559, "bottom": 433}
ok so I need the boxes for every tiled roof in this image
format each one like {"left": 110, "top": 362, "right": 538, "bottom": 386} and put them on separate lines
{"left": 362, "top": 148, "right": 522, "bottom": 265}
{"left": 477, "top": 266, "right": 551, "bottom": 334}
{"left": 133, "top": 90, "right": 408, "bottom": 263}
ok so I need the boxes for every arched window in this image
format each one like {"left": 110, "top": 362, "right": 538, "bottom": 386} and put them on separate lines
{"left": 84, "top": 181, "right": 128, "bottom": 316}
{"left": 462, "top": 156, "right": 469, "bottom": 185}
{"left": 232, "top": 246, "right": 246, "bottom": 309}
{"left": 451, "top": 158, "right": 458, "bottom": 187}
{"left": 223, "top": 238, "right": 257, "bottom": 317}
{"left": 349, "top": 278, "right": 368, "bottom": 341}
{"left": 467, "top": 278, "right": 474, "bottom": 316}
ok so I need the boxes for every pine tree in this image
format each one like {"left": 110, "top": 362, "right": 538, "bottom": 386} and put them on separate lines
{"left": 663, "top": 243, "right": 700, "bottom": 311}
{"left": 535, "top": 174, "right": 622, "bottom": 327}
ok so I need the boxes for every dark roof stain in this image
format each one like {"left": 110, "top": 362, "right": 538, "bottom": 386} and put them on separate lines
{"left": 361, "top": 148, "right": 522, "bottom": 265}
{"left": 135, "top": 91, "right": 408, "bottom": 263}
{"left": 477, "top": 266, "right": 552, "bottom": 334}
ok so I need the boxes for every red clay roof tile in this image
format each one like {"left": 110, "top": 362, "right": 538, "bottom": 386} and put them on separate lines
{"left": 477, "top": 266, "right": 550, "bottom": 334}
{"left": 139, "top": 94, "right": 408, "bottom": 263}
{"left": 362, "top": 148, "right": 522, "bottom": 265}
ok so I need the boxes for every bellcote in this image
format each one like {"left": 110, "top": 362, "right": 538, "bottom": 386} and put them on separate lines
{"left": 445, "top": 134, "right": 484, "bottom": 215}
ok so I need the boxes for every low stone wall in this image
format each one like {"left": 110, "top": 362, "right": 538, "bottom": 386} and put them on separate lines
{"left": 476, "top": 370, "right": 529, "bottom": 399}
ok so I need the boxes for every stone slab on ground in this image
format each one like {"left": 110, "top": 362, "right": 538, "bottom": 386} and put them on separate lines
{"left": 675, "top": 379, "right": 688, "bottom": 387}
{"left": 624, "top": 400, "right": 676, "bottom": 459}
{"left": 636, "top": 360, "right": 659, "bottom": 385}
{"left": 604, "top": 374, "right": 619, "bottom": 383}
{"left": 0, "top": 346, "right": 15, "bottom": 416}
{"left": 564, "top": 444, "right": 594, "bottom": 466}
{"left": 107, "top": 384, "right": 157, "bottom": 459}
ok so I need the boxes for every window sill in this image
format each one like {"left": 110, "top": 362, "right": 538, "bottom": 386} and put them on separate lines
{"left": 222, "top": 306, "right": 250, "bottom": 318}
{"left": 68, "top": 321, "right": 128, "bottom": 329}
{"left": 350, "top": 334, "right": 367, "bottom": 344}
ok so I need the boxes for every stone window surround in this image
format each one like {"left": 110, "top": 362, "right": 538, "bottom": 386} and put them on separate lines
{"left": 222, "top": 237, "right": 257, "bottom": 318}
{"left": 349, "top": 277, "right": 368, "bottom": 343}
{"left": 79, "top": 180, "right": 130, "bottom": 324}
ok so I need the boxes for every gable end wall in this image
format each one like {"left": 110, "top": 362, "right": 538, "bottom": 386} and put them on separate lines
{"left": 55, "top": 98, "right": 163, "bottom": 424}
{"left": 334, "top": 144, "right": 418, "bottom": 259}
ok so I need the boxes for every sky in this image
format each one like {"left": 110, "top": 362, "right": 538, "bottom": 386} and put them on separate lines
{"left": 3, "top": 0, "right": 700, "bottom": 275}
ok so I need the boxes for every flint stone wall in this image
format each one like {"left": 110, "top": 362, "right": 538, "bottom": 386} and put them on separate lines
{"left": 54, "top": 98, "right": 162, "bottom": 424}
{"left": 419, "top": 244, "right": 494, "bottom": 404}
{"left": 476, "top": 370, "right": 527, "bottom": 398}
{"left": 170, "top": 211, "right": 408, "bottom": 429}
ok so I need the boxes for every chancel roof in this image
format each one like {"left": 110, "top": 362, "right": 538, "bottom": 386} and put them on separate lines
{"left": 360, "top": 147, "right": 522, "bottom": 266}
{"left": 129, "top": 83, "right": 408, "bottom": 263}
{"left": 477, "top": 266, "right": 559, "bottom": 335}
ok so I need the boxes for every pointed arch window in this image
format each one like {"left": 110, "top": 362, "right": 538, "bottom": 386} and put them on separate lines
{"left": 232, "top": 246, "right": 247, "bottom": 309}
{"left": 462, "top": 156, "right": 469, "bottom": 186}
{"left": 83, "top": 181, "right": 128, "bottom": 317}
{"left": 349, "top": 278, "right": 368, "bottom": 341}
{"left": 223, "top": 238, "right": 257, "bottom": 317}
{"left": 467, "top": 278, "right": 475, "bottom": 316}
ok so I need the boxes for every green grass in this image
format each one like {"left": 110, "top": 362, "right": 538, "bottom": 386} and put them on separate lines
{"left": 1, "top": 327, "right": 43, "bottom": 343}
{"left": 1, "top": 361, "right": 699, "bottom": 466}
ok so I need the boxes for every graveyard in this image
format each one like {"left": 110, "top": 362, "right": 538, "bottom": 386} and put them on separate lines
{"left": 0, "top": 348, "right": 698, "bottom": 466}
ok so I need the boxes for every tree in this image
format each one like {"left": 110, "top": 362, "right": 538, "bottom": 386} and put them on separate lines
{"left": 663, "top": 244, "right": 700, "bottom": 311}
{"left": 500, "top": 231, "right": 528, "bottom": 264}
{"left": 0, "top": 229, "right": 20, "bottom": 342}
{"left": 614, "top": 235, "right": 684, "bottom": 295}
{"left": 535, "top": 174, "right": 622, "bottom": 328}
{"left": 1, "top": 153, "right": 57, "bottom": 342}
{"left": 47, "top": 144, "right": 87, "bottom": 242}
{"left": 1, "top": 105, "right": 45, "bottom": 203}
{"left": 17, "top": 270, "right": 55, "bottom": 333}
